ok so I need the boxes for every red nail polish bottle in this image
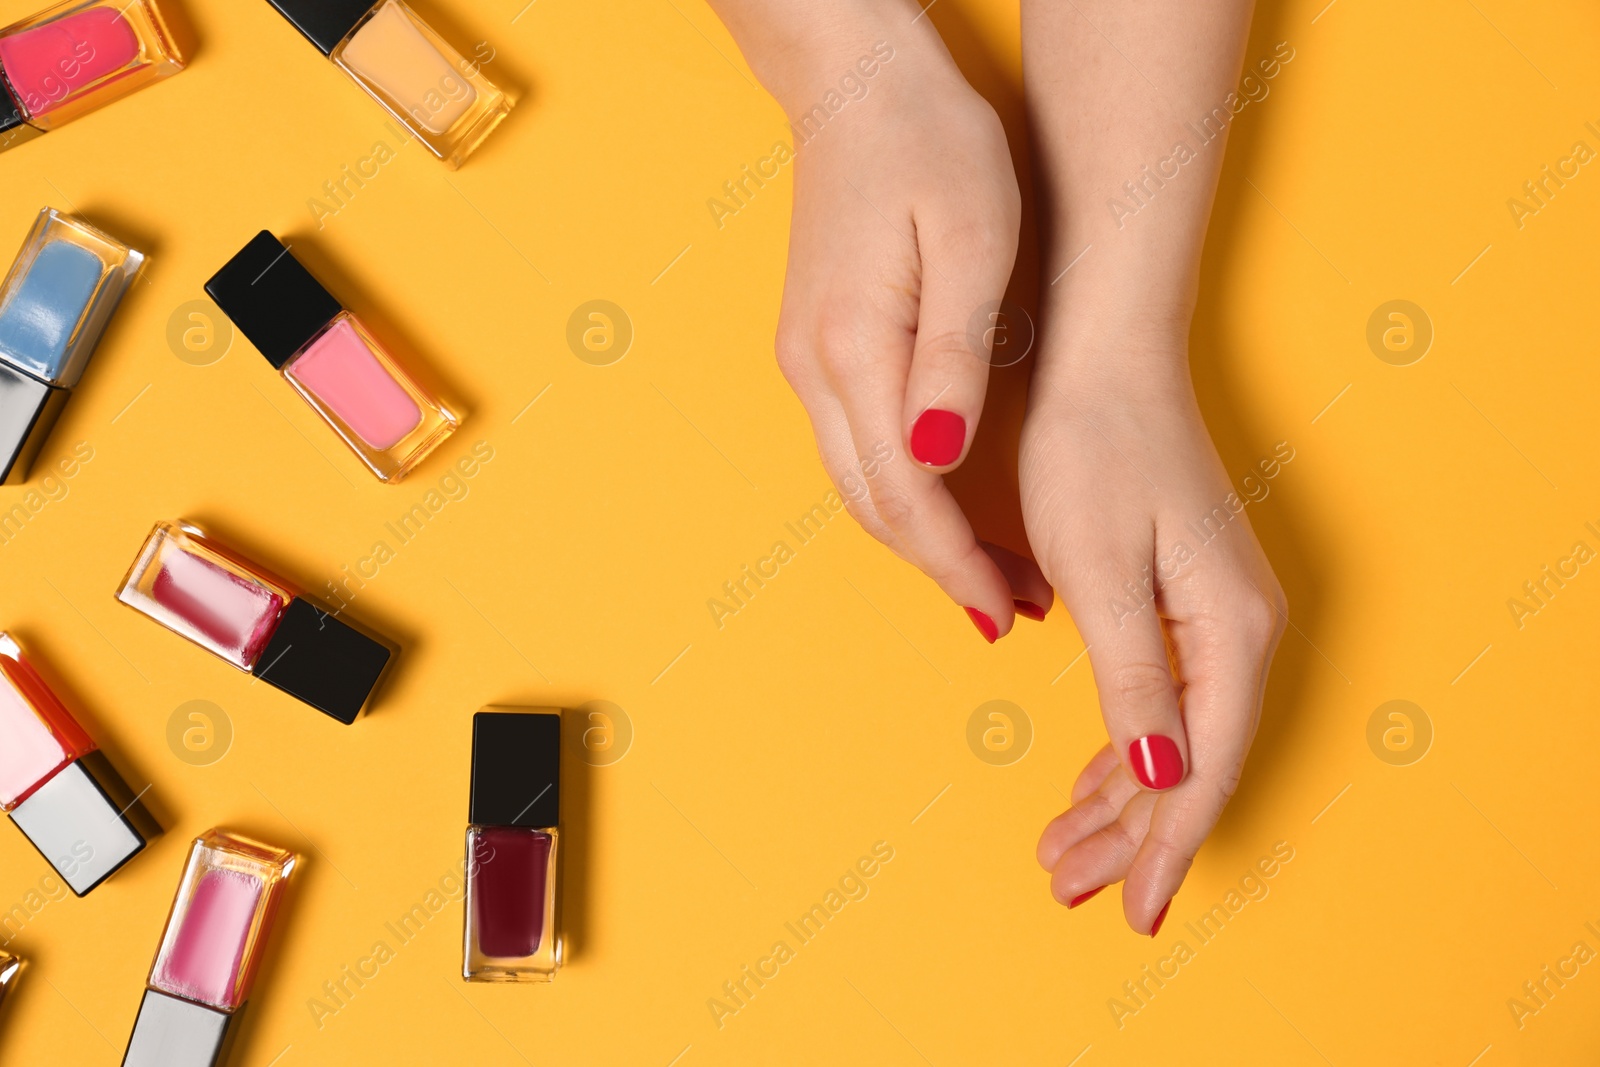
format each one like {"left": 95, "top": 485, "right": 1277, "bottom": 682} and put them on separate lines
{"left": 0, "top": 0, "right": 184, "bottom": 151}
{"left": 463, "top": 709, "right": 563, "bottom": 982}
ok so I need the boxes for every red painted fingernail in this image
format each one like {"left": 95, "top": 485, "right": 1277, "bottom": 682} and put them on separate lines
{"left": 964, "top": 606, "right": 997, "bottom": 643}
{"left": 1129, "top": 735, "right": 1183, "bottom": 790}
{"left": 1068, "top": 886, "right": 1105, "bottom": 909}
{"left": 910, "top": 408, "right": 966, "bottom": 466}
{"left": 1014, "top": 599, "right": 1048, "bottom": 621}
{"left": 1150, "top": 900, "right": 1171, "bottom": 937}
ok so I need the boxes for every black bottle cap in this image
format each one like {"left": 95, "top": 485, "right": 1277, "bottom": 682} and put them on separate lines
{"left": 0, "top": 82, "right": 23, "bottom": 131}
{"left": 0, "top": 362, "right": 69, "bottom": 484}
{"left": 204, "top": 232, "right": 342, "bottom": 368}
{"left": 252, "top": 598, "right": 392, "bottom": 724}
{"left": 470, "top": 710, "right": 561, "bottom": 827}
{"left": 0, "top": 76, "right": 42, "bottom": 153}
{"left": 262, "top": 0, "right": 378, "bottom": 56}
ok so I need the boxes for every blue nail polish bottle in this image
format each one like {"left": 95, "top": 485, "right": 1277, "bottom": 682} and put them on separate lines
{"left": 0, "top": 208, "right": 142, "bottom": 482}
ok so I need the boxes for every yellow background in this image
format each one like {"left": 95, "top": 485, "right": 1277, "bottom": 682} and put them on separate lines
{"left": 1, "top": 0, "right": 1598, "bottom": 1063}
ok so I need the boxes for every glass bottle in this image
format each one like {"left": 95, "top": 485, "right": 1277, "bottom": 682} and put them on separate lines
{"left": 464, "top": 708, "right": 563, "bottom": 982}
{"left": 205, "top": 230, "right": 458, "bottom": 482}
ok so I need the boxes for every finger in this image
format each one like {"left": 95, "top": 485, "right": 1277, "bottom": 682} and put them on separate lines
{"left": 1037, "top": 757, "right": 1140, "bottom": 871}
{"left": 1071, "top": 743, "right": 1119, "bottom": 803}
{"left": 823, "top": 322, "right": 1017, "bottom": 639}
{"left": 1121, "top": 592, "right": 1284, "bottom": 930}
{"left": 903, "top": 211, "right": 1017, "bottom": 471}
{"left": 1046, "top": 791, "right": 1156, "bottom": 907}
{"left": 798, "top": 389, "right": 902, "bottom": 544}
{"left": 981, "top": 540, "right": 1055, "bottom": 620}
{"left": 1069, "top": 552, "right": 1191, "bottom": 793}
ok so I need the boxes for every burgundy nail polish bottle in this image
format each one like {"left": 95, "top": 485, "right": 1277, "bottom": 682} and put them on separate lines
{"left": 462, "top": 708, "right": 561, "bottom": 982}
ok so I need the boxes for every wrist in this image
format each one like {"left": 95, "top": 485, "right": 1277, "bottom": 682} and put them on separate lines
{"left": 708, "top": 0, "right": 943, "bottom": 116}
{"left": 1031, "top": 314, "right": 1197, "bottom": 405}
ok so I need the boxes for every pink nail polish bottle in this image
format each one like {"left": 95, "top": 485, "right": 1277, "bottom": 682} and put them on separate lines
{"left": 122, "top": 829, "right": 296, "bottom": 1067}
{"left": 0, "top": 0, "right": 184, "bottom": 152}
{"left": 205, "top": 231, "right": 457, "bottom": 482}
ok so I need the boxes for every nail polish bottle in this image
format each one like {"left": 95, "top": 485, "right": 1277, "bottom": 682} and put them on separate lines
{"left": 0, "top": 948, "right": 18, "bottom": 1010}
{"left": 0, "top": 0, "right": 184, "bottom": 150}
{"left": 464, "top": 708, "right": 562, "bottom": 982}
{"left": 122, "top": 830, "right": 295, "bottom": 1067}
{"left": 204, "top": 231, "right": 458, "bottom": 483}
{"left": 116, "top": 520, "right": 394, "bottom": 724}
{"left": 0, "top": 632, "right": 159, "bottom": 895}
{"left": 261, "top": 0, "right": 508, "bottom": 168}
{"left": 0, "top": 207, "right": 142, "bottom": 483}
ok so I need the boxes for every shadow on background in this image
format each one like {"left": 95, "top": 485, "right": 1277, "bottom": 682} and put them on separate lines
{"left": 1184, "top": 0, "right": 1324, "bottom": 847}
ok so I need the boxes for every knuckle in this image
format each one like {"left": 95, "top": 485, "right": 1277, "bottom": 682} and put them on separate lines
{"left": 1095, "top": 820, "right": 1140, "bottom": 864}
{"left": 773, "top": 328, "right": 809, "bottom": 385}
{"left": 916, "top": 537, "right": 986, "bottom": 590}
{"left": 869, "top": 485, "right": 917, "bottom": 530}
{"left": 1238, "top": 588, "right": 1285, "bottom": 646}
{"left": 1149, "top": 825, "right": 1202, "bottom": 869}
{"left": 1105, "top": 660, "right": 1174, "bottom": 709}
{"left": 938, "top": 216, "right": 1015, "bottom": 269}
{"left": 1071, "top": 791, "right": 1116, "bottom": 831}
{"left": 914, "top": 327, "right": 980, "bottom": 368}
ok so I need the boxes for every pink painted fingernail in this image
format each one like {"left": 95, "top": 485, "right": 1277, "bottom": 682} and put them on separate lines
{"left": 910, "top": 409, "right": 966, "bottom": 466}
{"left": 1150, "top": 900, "right": 1171, "bottom": 937}
{"left": 964, "top": 607, "right": 997, "bottom": 643}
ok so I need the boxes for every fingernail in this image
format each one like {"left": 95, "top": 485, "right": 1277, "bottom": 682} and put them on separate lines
{"left": 1129, "top": 735, "right": 1183, "bottom": 790}
{"left": 1150, "top": 900, "right": 1171, "bottom": 937}
{"left": 1014, "top": 599, "right": 1048, "bottom": 621}
{"left": 910, "top": 408, "right": 966, "bottom": 466}
{"left": 964, "top": 606, "right": 997, "bottom": 643}
{"left": 1068, "top": 886, "right": 1104, "bottom": 909}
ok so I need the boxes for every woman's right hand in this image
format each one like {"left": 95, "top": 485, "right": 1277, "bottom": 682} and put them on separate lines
{"left": 714, "top": 0, "right": 1053, "bottom": 638}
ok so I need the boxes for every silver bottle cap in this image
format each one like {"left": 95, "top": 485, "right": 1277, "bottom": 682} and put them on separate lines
{"left": 122, "top": 990, "right": 239, "bottom": 1067}
{"left": 9, "top": 751, "right": 157, "bottom": 895}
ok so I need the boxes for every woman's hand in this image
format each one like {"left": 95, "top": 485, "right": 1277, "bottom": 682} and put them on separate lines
{"left": 1024, "top": 345, "right": 1286, "bottom": 934}
{"left": 711, "top": 0, "right": 1052, "bottom": 638}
